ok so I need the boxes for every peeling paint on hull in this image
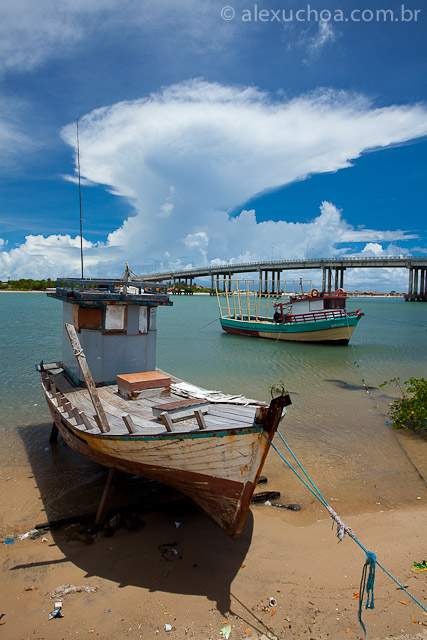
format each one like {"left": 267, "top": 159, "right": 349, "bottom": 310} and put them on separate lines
{"left": 46, "top": 393, "right": 274, "bottom": 538}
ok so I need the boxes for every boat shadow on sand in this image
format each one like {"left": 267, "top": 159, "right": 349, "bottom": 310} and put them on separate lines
{"left": 19, "top": 422, "right": 253, "bottom": 613}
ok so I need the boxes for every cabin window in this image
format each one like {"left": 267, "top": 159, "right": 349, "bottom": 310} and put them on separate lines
{"left": 73, "top": 304, "right": 103, "bottom": 330}
{"left": 138, "top": 307, "right": 148, "bottom": 334}
{"left": 324, "top": 298, "right": 345, "bottom": 310}
{"left": 105, "top": 304, "right": 126, "bottom": 331}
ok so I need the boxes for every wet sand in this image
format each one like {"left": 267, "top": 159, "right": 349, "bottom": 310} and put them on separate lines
{"left": 1, "top": 435, "right": 426, "bottom": 640}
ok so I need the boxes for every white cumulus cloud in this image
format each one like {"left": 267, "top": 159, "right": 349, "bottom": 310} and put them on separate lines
{"left": 1, "top": 80, "right": 426, "bottom": 290}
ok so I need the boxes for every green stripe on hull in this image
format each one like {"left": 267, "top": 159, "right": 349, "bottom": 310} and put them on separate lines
{"left": 220, "top": 316, "right": 360, "bottom": 334}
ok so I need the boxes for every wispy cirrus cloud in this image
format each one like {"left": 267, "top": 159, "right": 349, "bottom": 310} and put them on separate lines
{"left": 0, "top": 0, "right": 229, "bottom": 75}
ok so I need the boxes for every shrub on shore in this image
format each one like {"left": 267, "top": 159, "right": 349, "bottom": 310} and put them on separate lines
{"left": 380, "top": 377, "right": 427, "bottom": 433}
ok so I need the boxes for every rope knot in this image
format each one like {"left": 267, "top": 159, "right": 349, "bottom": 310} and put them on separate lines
{"left": 326, "top": 505, "right": 354, "bottom": 542}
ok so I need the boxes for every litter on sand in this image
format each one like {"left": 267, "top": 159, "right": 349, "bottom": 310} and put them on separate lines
{"left": 219, "top": 622, "right": 232, "bottom": 639}
{"left": 50, "top": 584, "right": 98, "bottom": 598}
{"left": 18, "top": 529, "right": 37, "bottom": 540}
{"left": 48, "top": 606, "right": 64, "bottom": 620}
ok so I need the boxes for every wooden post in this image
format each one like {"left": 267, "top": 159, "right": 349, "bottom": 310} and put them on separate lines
{"left": 123, "top": 414, "right": 138, "bottom": 434}
{"left": 63, "top": 401, "right": 73, "bottom": 417}
{"left": 95, "top": 468, "right": 115, "bottom": 526}
{"left": 225, "top": 279, "right": 231, "bottom": 318}
{"left": 245, "top": 280, "right": 251, "bottom": 320}
{"left": 194, "top": 409, "right": 207, "bottom": 430}
{"left": 71, "top": 408, "right": 83, "bottom": 425}
{"left": 263, "top": 394, "right": 292, "bottom": 435}
{"left": 65, "top": 323, "right": 110, "bottom": 433}
{"left": 80, "top": 412, "right": 94, "bottom": 431}
{"left": 160, "top": 411, "right": 173, "bottom": 432}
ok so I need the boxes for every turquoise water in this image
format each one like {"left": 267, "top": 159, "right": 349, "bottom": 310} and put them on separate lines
{"left": 0, "top": 292, "right": 426, "bottom": 519}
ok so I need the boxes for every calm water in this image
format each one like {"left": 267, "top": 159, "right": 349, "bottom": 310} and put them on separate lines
{"left": 1, "top": 292, "right": 426, "bottom": 520}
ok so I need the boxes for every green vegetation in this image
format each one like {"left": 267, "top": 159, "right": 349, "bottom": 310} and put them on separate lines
{"left": 380, "top": 377, "right": 427, "bottom": 433}
{"left": 0, "top": 278, "right": 56, "bottom": 291}
{"left": 268, "top": 379, "right": 289, "bottom": 399}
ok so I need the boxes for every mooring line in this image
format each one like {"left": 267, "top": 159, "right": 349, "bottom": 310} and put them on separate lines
{"left": 255, "top": 423, "right": 427, "bottom": 634}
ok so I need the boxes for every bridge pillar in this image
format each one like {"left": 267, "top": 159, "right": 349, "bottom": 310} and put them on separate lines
{"left": 408, "top": 267, "right": 413, "bottom": 296}
{"left": 322, "top": 268, "right": 326, "bottom": 293}
{"left": 277, "top": 270, "right": 281, "bottom": 294}
{"left": 406, "top": 267, "right": 427, "bottom": 301}
{"left": 210, "top": 274, "right": 214, "bottom": 295}
{"left": 327, "top": 268, "right": 332, "bottom": 292}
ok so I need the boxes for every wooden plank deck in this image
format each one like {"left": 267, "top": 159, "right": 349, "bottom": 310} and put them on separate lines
{"left": 48, "top": 370, "right": 257, "bottom": 437}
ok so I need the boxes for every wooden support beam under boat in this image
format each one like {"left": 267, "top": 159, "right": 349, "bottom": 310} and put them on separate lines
{"left": 95, "top": 468, "right": 115, "bottom": 527}
{"left": 65, "top": 323, "right": 110, "bottom": 433}
{"left": 49, "top": 423, "right": 59, "bottom": 443}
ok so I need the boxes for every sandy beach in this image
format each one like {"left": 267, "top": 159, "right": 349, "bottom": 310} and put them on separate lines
{"left": 1, "top": 436, "right": 426, "bottom": 640}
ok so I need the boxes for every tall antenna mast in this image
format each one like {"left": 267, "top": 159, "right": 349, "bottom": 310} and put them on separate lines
{"left": 77, "top": 119, "right": 84, "bottom": 279}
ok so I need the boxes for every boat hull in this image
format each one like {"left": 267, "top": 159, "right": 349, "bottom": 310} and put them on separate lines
{"left": 45, "top": 387, "right": 276, "bottom": 538}
{"left": 220, "top": 315, "right": 361, "bottom": 344}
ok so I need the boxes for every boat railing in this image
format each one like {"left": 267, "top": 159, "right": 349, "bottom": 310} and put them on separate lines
{"left": 215, "top": 278, "right": 312, "bottom": 321}
{"left": 284, "top": 309, "right": 360, "bottom": 324}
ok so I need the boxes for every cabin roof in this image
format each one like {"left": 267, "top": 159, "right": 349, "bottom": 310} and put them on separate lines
{"left": 48, "top": 277, "right": 172, "bottom": 306}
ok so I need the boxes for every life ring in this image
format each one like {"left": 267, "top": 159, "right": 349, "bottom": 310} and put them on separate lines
{"left": 311, "top": 288, "right": 320, "bottom": 297}
{"left": 336, "top": 288, "right": 345, "bottom": 295}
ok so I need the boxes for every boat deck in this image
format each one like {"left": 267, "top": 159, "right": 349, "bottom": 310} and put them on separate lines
{"left": 41, "top": 364, "right": 262, "bottom": 437}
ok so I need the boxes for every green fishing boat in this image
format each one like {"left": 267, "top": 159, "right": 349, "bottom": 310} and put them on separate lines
{"left": 216, "top": 278, "right": 364, "bottom": 344}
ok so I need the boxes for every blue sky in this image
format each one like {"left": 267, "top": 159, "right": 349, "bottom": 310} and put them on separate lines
{"left": 0, "top": 0, "right": 426, "bottom": 289}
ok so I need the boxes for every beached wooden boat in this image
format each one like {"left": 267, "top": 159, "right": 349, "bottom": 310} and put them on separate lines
{"left": 217, "top": 278, "right": 364, "bottom": 344}
{"left": 39, "top": 276, "right": 289, "bottom": 538}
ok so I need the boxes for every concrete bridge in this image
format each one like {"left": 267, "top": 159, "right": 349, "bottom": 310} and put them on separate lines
{"left": 141, "top": 256, "right": 427, "bottom": 301}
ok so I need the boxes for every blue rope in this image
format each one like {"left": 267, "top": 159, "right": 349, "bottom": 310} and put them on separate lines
{"left": 358, "top": 551, "right": 377, "bottom": 637}
{"left": 255, "top": 424, "right": 427, "bottom": 631}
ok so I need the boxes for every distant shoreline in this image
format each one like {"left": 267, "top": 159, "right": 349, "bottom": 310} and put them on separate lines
{"left": 0, "top": 289, "right": 407, "bottom": 298}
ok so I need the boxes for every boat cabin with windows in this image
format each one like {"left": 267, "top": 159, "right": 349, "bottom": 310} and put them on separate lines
{"left": 48, "top": 277, "right": 172, "bottom": 386}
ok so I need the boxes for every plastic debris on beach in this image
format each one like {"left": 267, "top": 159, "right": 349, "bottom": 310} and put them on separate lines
{"left": 30, "top": 528, "right": 50, "bottom": 540}
{"left": 50, "top": 584, "right": 98, "bottom": 598}
{"left": 412, "top": 560, "right": 427, "bottom": 573}
{"left": 219, "top": 623, "right": 232, "bottom": 639}
{"left": 269, "top": 597, "right": 277, "bottom": 607}
{"left": 48, "top": 606, "right": 63, "bottom": 620}
{"left": 18, "top": 529, "right": 37, "bottom": 540}
{"left": 3, "top": 538, "right": 16, "bottom": 544}
{"left": 164, "top": 623, "right": 172, "bottom": 632}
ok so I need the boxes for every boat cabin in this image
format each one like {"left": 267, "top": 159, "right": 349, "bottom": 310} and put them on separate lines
{"left": 279, "top": 289, "right": 347, "bottom": 317}
{"left": 48, "top": 277, "right": 172, "bottom": 386}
